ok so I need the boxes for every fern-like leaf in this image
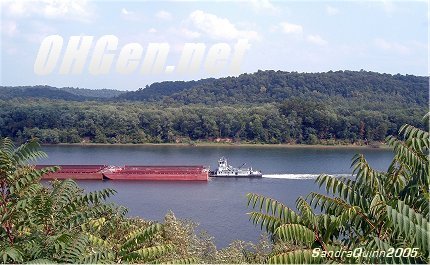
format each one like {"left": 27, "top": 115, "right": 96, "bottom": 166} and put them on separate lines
{"left": 274, "top": 224, "right": 315, "bottom": 247}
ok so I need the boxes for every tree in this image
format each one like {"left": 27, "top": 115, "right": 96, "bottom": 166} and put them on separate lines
{"left": 0, "top": 138, "right": 185, "bottom": 263}
{"left": 247, "top": 114, "right": 429, "bottom": 263}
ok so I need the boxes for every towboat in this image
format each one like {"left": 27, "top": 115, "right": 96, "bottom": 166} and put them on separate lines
{"left": 209, "top": 157, "right": 262, "bottom": 178}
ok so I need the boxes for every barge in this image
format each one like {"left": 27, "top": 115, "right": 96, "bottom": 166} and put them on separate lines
{"left": 103, "top": 165, "right": 208, "bottom": 181}
{"left": 36, "top": 157, "right": 261, "bottom": 181}
{"left": 36, "top": 165, "right": 209, "bottom": 181}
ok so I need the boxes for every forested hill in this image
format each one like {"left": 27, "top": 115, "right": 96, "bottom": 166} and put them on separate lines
{"left": 1, "top": 71, "right": 427, "bottom": 106}
{"left": 0, "top": 70, "right": 428, "bottom": 145}
{"left": 0, "top": 86, "right": 126, "bottom": 100}
{"left": 117, "top": 70, "right": 428, "bottom": 106}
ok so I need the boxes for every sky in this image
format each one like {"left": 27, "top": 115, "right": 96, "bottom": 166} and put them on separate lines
{"left": 0, "top": 0, "right": 428, "bottom": 90}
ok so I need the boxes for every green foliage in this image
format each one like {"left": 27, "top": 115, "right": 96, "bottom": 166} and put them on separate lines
{"left": 0, "top": 137, "right": 276, "bottom": 264}
{"left": 0, "top": 85, "right": 125, "bottom": 100}
{"left": 118, "top": 70, "right": 427, "bottom": 106}
{"left": 386, "top": 201, "right": 429, "bottom": 255}
{"left": 275, "top": 224, "right": 315, "bottom": 248}
{"left": 0, "top": 138, "right": 198, "bottom": 263}
{"left": 247, "top": 115, "right": 430, "bottom": 263}
{"left": 1, "top": 70, "right": 427, "bottom": 144}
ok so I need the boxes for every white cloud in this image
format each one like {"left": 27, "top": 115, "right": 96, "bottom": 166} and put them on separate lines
{"left": 148, "top": 28, "right": 157, "bottom": 33}
{"left": 279, "top": 21, "right": 303, "bottom": 35}
{"left": 121, "top": 8, "right": 132, "bottom": 15}
{"left": 1, "top": 20, "right": 18, "bottom": 37}
{"left": 120, "top": 7, "right": 144, "bottom": 21}
{"left": 380, "top": 0, "right": 396, "bottom": 14}
{"left": 180, "top": 28, "right": 201, "bottom": 39}
{"left": 2, "top": 1, "right": 26, "bottom": 16}
{"left": 306, "top": 35, "right": 328, "bottom": 46}
{"left": 250, "top": 0, "right": 279, "bottom": 14}
{"left": 374, "top": 38, "right": 410, "bottom": 55}
{"left": 326, "top": 6, "right": 339, "bottom": 16}
{"left": 155, "top": 10, "right": 172, "bottom": 20}
{"left": 24, "top": 21, "right": 57, "bottom": 44}
{"left": 1, "top": 0, "right": 94, "bottom": 22}
{"left": 186, "top": 10, "right": 260, "bottom": 41}
{"left": 1, "top": 17, "right": 56, "bottom": 44}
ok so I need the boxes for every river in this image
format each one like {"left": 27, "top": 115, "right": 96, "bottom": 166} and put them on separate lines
{"left": 39, "top": 145, "right": 393, "bottom": 248}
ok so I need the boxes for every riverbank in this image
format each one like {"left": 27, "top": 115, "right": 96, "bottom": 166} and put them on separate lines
{"left": 42, "top": 142, "right": 392, "bottom": 149}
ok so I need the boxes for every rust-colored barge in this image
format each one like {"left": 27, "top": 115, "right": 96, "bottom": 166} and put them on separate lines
{"left": 36, "top": 165, "right": 106, "bottom": 180}
{"left": 37, "top": 165, "right": 209, "bottom": 181}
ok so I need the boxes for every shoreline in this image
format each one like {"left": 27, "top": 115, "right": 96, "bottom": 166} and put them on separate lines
{"left": 41, "top": 142, "right": 392, "bottom": 149}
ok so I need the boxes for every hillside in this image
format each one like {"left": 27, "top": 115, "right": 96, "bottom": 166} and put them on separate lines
{"left": 0, "top": 70, "right": 427, "bottom": 145}
{"left": 59, "top": 87, "right": 126, "bottom": 98}
{"left": 118, "top": 79, "right": 214, "bottom": 101}
{"left": 0, "top": 86, "right": 126, "bottom": 100}
{"left": 117, "top": 70, "right": 428, "bottom": 107}
{"left": 1, "top": 71, "right": 427, "bottom": 107}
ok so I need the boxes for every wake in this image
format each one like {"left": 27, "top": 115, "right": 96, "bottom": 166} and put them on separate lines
{"left": 262, "top": 173, "right": 351, "bottom": 179}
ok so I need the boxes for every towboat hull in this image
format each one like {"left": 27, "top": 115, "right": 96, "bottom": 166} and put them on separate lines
{"left": 209, "top": 171, "right": 262, "bottom": 178}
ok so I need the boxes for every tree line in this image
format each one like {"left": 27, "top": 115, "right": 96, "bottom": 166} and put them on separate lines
{"left": 0, "top": 98, "right": 425, "bottom": 145}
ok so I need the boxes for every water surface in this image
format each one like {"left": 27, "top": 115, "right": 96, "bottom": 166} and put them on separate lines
{"left": 40, "top": 145, "right": 393, "bottom": 247}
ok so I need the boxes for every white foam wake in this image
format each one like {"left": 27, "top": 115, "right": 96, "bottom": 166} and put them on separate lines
{"left": 263, "top": 174, "right": 317, "bottom": 179}
{"left": 262, "top": 173, "right": 351, "bottom": 179}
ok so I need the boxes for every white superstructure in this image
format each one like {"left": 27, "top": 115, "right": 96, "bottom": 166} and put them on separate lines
{"left": 210, "top": 157, "right": 262, "bottom": 177}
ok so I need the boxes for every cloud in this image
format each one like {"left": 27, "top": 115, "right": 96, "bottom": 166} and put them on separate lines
{"left": 326, "top": 6, "right": 339, "bottom": 16}
{"left": 155, "top": 10, "right": 172, "bottom": 20}
{"left": 306, "top": 34, "right": 328, "bottom": 46}
{"left": 374, "top": 38, "right": 410, "bottom": 55}
{"left": 120, "top": 7, "right": 144, "bottom": 21}
{"left": 1, "top": 0, "right": 94, "bottom": 23}
{"left": 121, "top": 8, "right": 132, "bottom": 15}
{"left": 148, "top": 28, "right": 157, "bottom": 33}
{"left": 180, "top": 28, "right": 201, "bottom": 39}
{"left": 380, "top": 0, "right": 396, "bottom": 14}
{"left": 1, "top": 20, "right": 18, "bottom": 37}
{"left": 24, "top": 21, "right": 58, "bottom": 44}
{"left": 250, "top": 0, "right": 279, "bottom": 14}
{"left": 186, "top": 10, "right": 260, "bottom": 41}
{"left": 279, "top": 21, "right": 303, "bottom": 35}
